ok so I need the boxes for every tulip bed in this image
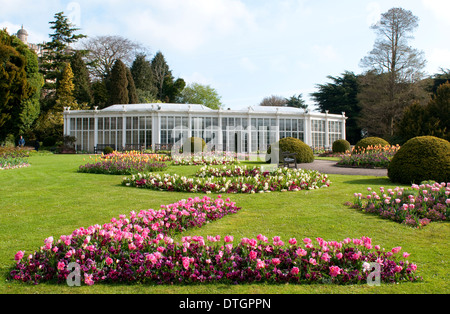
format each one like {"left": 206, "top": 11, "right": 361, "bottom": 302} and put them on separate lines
{"left": 10, "top": 195, "right": 421, "bottom": 286}
{"left": 347, "top": 182, "right": 450, "bottom": 228}
{"left": 122, "top": 166, "right": 331, "bottom": 194}
{"left": 337, "top": 145, "right": 400, "bottom": 169}
{"left": 172, "top": 152, "right": 239, "bottom": 166}
{"left": 78, "top": 151, "right": 169, "bottom": 175}
{"left": 0, "top": 147, "right": 30, "bottom": 170}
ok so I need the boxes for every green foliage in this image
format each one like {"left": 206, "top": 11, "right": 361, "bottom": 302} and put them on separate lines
{"left": 103, "top": 146, "right": 114, "bottom": 155}
{"left": 354, "top": 137, "right": 390, "bottom": 153}
{"left": 131, "top": 54, "right": 156, "bottom": 95}
{"left": 396, "top": 82, "right": 450, "bottom": 143}
{"left": 39, "top": 12, "right": 86, "bottom": 98}
{"left": 285, "top": 94, "right": 308, "bottom": 109}
{"left": 108, "top": 59, "right": 129, "bottom": 105}
{"left": 126, "top": 67, "right": 138, "bottom": 104}
{"left": 311, "top": 71, "right": 361, "bottom": 144}
{"left": 332, "top": 139, "right": 351, "bottom": 153}
{"left": 0, "top": 30, "right": 34, "bottom": 141}
{"left": 91, "top": 80, "right": 109, "bottom": 109}
{"left": 267, "top": 137, "right": 314, "bottom": 164}
{"left": 178, "top": 83, "right": 223, "bottom": 109}
{"left": 151, "top": 51, "right": 185, "bottom": 103}
{"left": 70, "top": 51, "right": 93, "bottom": 105}
{"left": 388, "top": 136, "right": 450, "bottom": 184}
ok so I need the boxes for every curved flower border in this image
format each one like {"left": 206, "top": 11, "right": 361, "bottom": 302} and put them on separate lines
{"left": 123, "top": 166, "right": 331, "bottom": 194}
{"left": 10, "top": 196, "right": 421, "bottom": 286}
{"left": 347, "top": 182, "right": 450, "bottom": 228}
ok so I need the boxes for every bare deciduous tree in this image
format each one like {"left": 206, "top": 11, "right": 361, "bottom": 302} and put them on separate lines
{"left": 79, "top": 35, "right": 147, "bottom": 79}
{"left": 259, "top": 95, "right": 288, "bottom": 107}
{"left": 359, "top": 7, "right": 427, "bottom": 137}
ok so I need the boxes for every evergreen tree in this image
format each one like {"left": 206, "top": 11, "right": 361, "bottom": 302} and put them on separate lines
{"left": 151, "top": 51, "right": 185, "bottom": 102}
{"left": 55, "top": 63, "right": 76, "bottom": 110}
{"left": 131, "top": 54, "right": 155, "bottom": 91}
{"left": 126, "top": 67, "right": 138, "bottom": 104}
{"left": 91, "top": 80, "right": 109, "bottom": 109}
{"left": 311, "top": 71, "right": 362, "bottom": 144}
{"left": 70, "top": 51, "right": 93, "bottom": 105}
{"left": 40, "top": 12, "right": 86, "bottom": 105}
{"left": 108, "top": 59, "right": 128, "bottom": 105}
{"left": 0, "top": 29, "right": 34, "bottom": 142}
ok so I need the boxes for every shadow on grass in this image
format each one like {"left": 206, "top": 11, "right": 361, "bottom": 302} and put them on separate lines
{"left": 342, "top": 177, "right": 398, "bottom": 186}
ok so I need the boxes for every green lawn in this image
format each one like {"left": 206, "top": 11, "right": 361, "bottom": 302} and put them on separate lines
{"left": 0, "top": 154, "right": 448, "bottom": 294}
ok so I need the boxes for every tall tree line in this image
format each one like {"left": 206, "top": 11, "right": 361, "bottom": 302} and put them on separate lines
{"left": 311, "top": 7, "right": 448, "bottom": 145}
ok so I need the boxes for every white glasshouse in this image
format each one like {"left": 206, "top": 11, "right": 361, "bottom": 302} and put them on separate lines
{"left": 63, "top": 103, "right": 347, "bottom": 154}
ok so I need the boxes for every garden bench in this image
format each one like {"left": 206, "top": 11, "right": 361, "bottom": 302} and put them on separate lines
{"left": 281, "top": 151, "right": 297, "bottom": 168}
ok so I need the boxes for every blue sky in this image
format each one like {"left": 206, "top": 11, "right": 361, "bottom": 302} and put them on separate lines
{"left": 1, "top": 0, "right": 449, "bottom": 110}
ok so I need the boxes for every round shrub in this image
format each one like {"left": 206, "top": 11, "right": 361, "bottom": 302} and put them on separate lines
{"left": 354, "top": 137, "right": 389, "bottom": 153}
{"left": 332, "top": 139, "right": 351, "bottom": 153}
{"left": 103, "top": 146, "right": 114, "bottom": 155}
{"left": 267, "top": 137, "right": 314, "bottom": 164}
{"left": 388, "top": 136, "right": 450, "bottom": 184}
{"left": 182, "top": 137, "right": 206, "bottom": 153}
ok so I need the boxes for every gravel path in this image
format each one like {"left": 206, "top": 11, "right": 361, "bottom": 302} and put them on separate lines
{"left": 297, "top": 159, "right": 388, "bottom": 177}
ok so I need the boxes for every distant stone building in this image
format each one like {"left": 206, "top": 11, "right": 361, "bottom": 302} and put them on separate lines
{"left": 15, "top": 25, "right": 45, "bottom": 57}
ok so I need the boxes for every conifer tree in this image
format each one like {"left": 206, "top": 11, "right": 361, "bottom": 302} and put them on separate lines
{"left": 0, "top": 29, "right": 34, "bottom": 141}
{"left": 40, "top": 12, "right": 86, "bottom": 105}
{"left": 108, "top": 59, "right": 128, "bottom": 105}
{"left": 126, "top": 67, "right": 138, "bottom": 104}
{"left": 70, "top": 51, "right": 93, "bottom": 105}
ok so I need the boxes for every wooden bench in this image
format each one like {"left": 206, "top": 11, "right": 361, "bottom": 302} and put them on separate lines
{"left": 281, "top": 151, "right": 297, "bottom": 168}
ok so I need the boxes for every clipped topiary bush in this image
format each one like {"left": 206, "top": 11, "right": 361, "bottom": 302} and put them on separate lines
{"left": 103, "top": 146, "right": 114, "bottom": 155}
{"left": 267, "top": 137, "right": 314, "bottom": 164}
{"left": 332, "top": 139, "right": 351, "bottom": 153}
{"left": 182, "top": 137, "right": 206, "bottom": 153}
{"left": 353, "top": 137, "right": 389, "bottom": 153}
{"left": 388, "top": 136, "right": 450, "bottom": 184}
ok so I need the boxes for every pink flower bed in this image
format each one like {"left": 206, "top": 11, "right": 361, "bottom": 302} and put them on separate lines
{"left": 348, "top": 182, "right": 450, "bottom": 228}
{"left": 10, "top": 196, "right": 421, "bottom": 286}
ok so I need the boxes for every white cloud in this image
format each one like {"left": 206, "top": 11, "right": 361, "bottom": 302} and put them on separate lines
{"left": 116, "top": 0, "right": 256, "bottom": 53}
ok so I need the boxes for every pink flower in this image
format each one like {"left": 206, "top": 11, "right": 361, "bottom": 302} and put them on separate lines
{"left": 249, "top": 250, "right": 258, "bottom": 260}
{"left": 256, "top": 259, "right": 266, "bottom": 269}
{"left": 403, "top": 252, "right": 410, "bottom": 258}
{"left": 106, "top": 257, "right": 113, "bottom": 266}
{"left": 329, "top": 266, "right": 341, "bottom": 277}
{"left": 309, "top": 258, "right": 317, "bottom": 265}
{"left": 57, "top": 261, "right": 65, "bottom": 271}
{"left": 394, "top": 265, "right": 403, "bottom": 273}
{"left": 303, "top": 238, "right": 312, "bottom": 244}
{"left": 392, "top": 247, "right": 402, "bottom": 254}
{"left": 336, "top": 252, "right": 343, "bottom": 260}
{"left": 182, "top": 257, "right": 190, "bottom": 270}
{"left": 410, "top": 264, "right": 417, "bottom": 271}
{"left": 272, "top": 258, "right": 281, "bottom": 266}
{"left": 291, "top": 267, "right": 299, "bottom": 275}
{"left": 224, "top": 235, "right": 234, "bottom": 243}
{"left": 296, "top": 248, "right": 307, "bottom": 257}
{"left": 289, "top": 238, "right": 297, "bottom": 245}
{"left": 84, "top": 273, "right": 95, "bottom": 286}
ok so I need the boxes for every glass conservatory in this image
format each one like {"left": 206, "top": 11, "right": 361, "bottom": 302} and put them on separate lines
{"left": 63, "top": 103, "right": 347, "bottom": 154}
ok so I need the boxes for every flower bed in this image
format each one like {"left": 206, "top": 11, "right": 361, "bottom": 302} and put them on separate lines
{"left": 172, "top": 152, "right": 239, "bottom": 166}
{"left": 10, "top": 196, "right": 421, "bottom": 286}
{"left": 78, "top": 152, "right": 169, "bottom": 175}
{"left": 337, "top": 145, "right": 400, "bottom": 169}
{"left": 122, "top": 166, "right": 331, "bottom": 194}
{"left": 0, "top": 147, "right": 31, "bottom": 170}
{"left": 347, "top": 182, "right": 450, "bottom": 228}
